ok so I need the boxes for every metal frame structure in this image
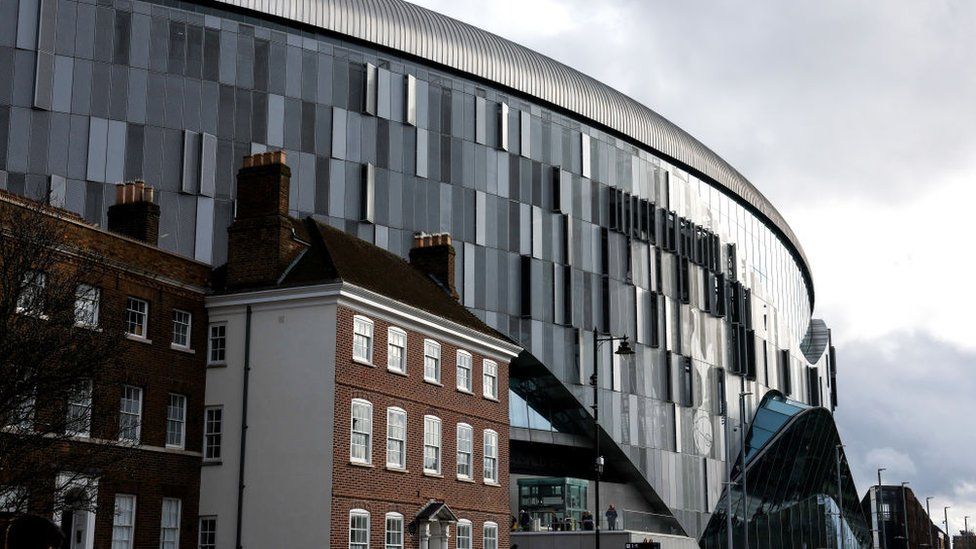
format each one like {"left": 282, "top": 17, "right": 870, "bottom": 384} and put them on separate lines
{"left": 210, "top": 0, "right": 816, "bottom": 308}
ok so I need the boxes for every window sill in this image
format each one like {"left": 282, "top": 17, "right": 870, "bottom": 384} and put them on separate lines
{"left": 170, "top": 344, "right": 195, "bottom": 354}
{"left": 422, "top": 471, "right": 443, "bottom": 478}
{"left": 483, "top": 395, "right": 500, "bottom": 402}
{"left": 349, "top": 460, "right": 374, "bottom": 468}
{"left": 386, "top": 466, "right": 409, "bottom": 473}
{"left": 388, "top": 368, "right": 408, "bottom": 377}
{"left": 202, "top": 460, "right": 223, "bottom": 467}
{"left": 352, "top": 357, "right": 375, "bottom": 368}
{"left": 125, "top": 334, "right": 152, "bottom": 345}
{"left": 456, "top": 388, "right": 474, "bottom": 395}
{"left": 73, "top": 321, "right": 102, "bottom": 331}
{"left": 456, "top": 476, "right": 475, "bottom": 483}
{"left": 484, "top": 481, "right": 501, "bottom": 487}
{"left": 165, "top": 444, "right": 186, "bottom": 451}
{"left": 207, "top": 362, "right": 228, "bottom": 369}
{"left": 423, "top": 379, "right": 443, "bottom": 387}
{"left": 16, "top": 309, "right": 49, "bottom": 320}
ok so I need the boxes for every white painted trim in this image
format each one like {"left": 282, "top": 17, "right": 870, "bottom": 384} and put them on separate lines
{"left": 206, "top": 282, "right": 521, "bottom": 359}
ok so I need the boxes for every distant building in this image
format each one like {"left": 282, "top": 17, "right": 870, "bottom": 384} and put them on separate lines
{"left": 861, "top": 485, "right": 947, "bottom": 548}
{"left": 0, "top": 187, "right": 210, "bottom": 549}
{"left": 198, "top": 152, "right": 521, "bottom": 548}
{"left": 955, "top": 530, "right": 976, "bottom": 549}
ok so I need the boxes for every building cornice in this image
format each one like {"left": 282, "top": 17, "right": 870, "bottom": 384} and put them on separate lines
{"left": 206, "top": 282, "right": 522, "bottom": 360}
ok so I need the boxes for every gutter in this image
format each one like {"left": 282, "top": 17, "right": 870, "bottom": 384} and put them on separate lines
{"left": 235, "top": 305, "right": 252, "bottom": 549}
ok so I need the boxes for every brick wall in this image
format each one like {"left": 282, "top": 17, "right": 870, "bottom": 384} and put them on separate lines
{"left": 1, "top": 194, "right": 207, "bottom": 548}
{"left": 331, "top": 305, "right": 511, "bottom": 549}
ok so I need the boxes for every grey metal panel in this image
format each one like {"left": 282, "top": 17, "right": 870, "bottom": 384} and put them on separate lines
{"left": 208, "top": 0, "right": 813, "bottom": 305}
{"left": 200, "top": 132, "right": 217, "bottom": 197}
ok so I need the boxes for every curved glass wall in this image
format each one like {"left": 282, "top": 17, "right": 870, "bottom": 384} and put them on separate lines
{"left": 0, "top": 0, "right": 830, "bottom": 537}
{"left": 701, "top": 392, "right": 870, "bottom": 548}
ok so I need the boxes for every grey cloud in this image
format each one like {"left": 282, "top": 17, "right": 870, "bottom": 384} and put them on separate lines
{"left": 836, "top": 331, "right": 976, "bottom": 511}
{"left": 413, "top": 0, "right": 976, "bottom": 207}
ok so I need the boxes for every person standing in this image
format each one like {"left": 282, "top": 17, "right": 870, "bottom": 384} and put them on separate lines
{"left": 605, "top": 504, "right": 618, "bottom": 531}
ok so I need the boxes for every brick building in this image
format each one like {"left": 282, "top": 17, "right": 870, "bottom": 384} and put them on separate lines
{"left": 200, "top": 152, "right": 520, "bottom": 549}
{"left": 0, "top": 186, "right": 209, "bottom": 548}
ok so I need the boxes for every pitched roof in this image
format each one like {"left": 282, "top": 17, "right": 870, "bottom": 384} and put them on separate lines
{"left": 413, "top": 500, "right": 458, "bottom": 523}
{"left": 246, "top": 216, "right": 509, "bottom": 342}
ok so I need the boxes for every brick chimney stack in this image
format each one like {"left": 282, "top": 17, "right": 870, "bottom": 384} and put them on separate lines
{"left": 107, "top": 181, "right": 160, "bottom": 245}
{"left": 409, "top": 232, "right": 458, "bottom": 300}
{"left": 226, "top": 151, "right": 306, "bottom": 289}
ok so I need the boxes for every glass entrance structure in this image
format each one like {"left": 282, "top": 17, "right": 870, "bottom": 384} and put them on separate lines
{"left": 700, "top": 391, "right": 870, "bottom": 548}
{"left": 517, "top": 477, "right": 588, "bottom": 531}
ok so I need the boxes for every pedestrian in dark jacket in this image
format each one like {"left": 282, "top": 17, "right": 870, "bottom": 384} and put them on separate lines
{"left": 581, "top": 510, "right": 594, "bottom": 531}
{"left": 605, "top": 504, "right": 618, "bottom": 530}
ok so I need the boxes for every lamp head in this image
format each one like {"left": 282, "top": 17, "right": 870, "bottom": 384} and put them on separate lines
{"left": 614, "top": 337, "right": 635, "bottom": 356}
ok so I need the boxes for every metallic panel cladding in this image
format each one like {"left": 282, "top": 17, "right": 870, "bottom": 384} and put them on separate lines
{"left": 208, "top": 0, "right": 816, "bottom": 308}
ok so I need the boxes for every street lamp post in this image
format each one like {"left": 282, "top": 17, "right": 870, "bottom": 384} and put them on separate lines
{"left": 722, "top": 386, "right": 733, "bottom": 549}
{"left": 590, "top": 328, "right": 634, "bottom": 549}
{"left": 966, "top": 516, "right": 970, "bottom": 535}
{"left": 836, "top": 445, "right": 846, "bottom": 549}
{"left": 927, "top": 497, "right": 935, "bottom": 549}
{"left": 739, "top": 391, "right": 752, "bottom": 549}
{"left": 878, "top": 469, "right": 887, "bottom": 549}
{"left": 901, "top": 482, "right": 910, "bottom": 548}
{"left": 945, "top": 506, "right": 951, "bottom": 549}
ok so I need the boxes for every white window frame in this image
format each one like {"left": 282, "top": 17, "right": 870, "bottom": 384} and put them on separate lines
{"left": 423, "top": 339, "right": 441, "bottom": 384}
{"left": 386, "top": 327, "right": 407, "bottom": 374}
{"left": 385, "top": 512, "right": 404, "bottom": 549}
{"left": 171, "top": 309, "right": 192, "bottom": 349}
{"left": 456, "top": 350, "right": 472, "bottom": 393}
{"left": 482, "top": 359, "right": 498, "bottom": 400}
{"left": 352, "top": 315, "right": 375, "bottom": 365}
{"left": 456, "top": 520, "right": 472, "bottom": 549}
{"left": 456, "top": 423, "right": 473, "bottom": 480}
{"left": 349, "top": 509, "right": 370, "bottom": 549}
{"left": 66, "top": 379, "right": 93, "bottom": 437}
{"left": 119, "top": 385, "right": 143, "bottom": 443}
{"left": 423, "top": 415, "right": 441, "bottom": 475}
{"left": 166, "top": 393, "right": 187, "bottom": 449}
{"left": 16, "top": 270, "right": 45, "bottom": 316}
{"left": 386, "top": 407, "right": 406, "bottom": 470}
{"left": 350, "top": 399, "right": 373, "bottom": 465}
{"left": 159, "top": 497, "right": 181, "bottom": 549}
{"left": 204, "top": 406, "right": 223, "bottom": 462}
{"left": 484, "top": 429, "right": 499, "bottom": 484}
{"left": 207, "top": 323, "right": 227, "bottom": 365}
{"left": 125, "top": 297, "right": 149, "bottom": 339}
{"left": 111, "top": 494, "right": 137, "bottom": 549}
{"left": 74, "top": 284, "right": 100, "bottom": 327}
{"left": 198, "top": 516, "right": 217, "bottom": 549}
{"left": 483, "top": 522, "right": 498, "bottom": 549}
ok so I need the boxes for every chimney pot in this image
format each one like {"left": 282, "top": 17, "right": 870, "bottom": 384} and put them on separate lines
{"left": 107, "top": 181, "right": 161, "bottom": 245}
{"left": 226, "top": 152, "right": 304, "bottom": 289}
{"left": 409, "top": 232, "right": 458, "bottom": 301}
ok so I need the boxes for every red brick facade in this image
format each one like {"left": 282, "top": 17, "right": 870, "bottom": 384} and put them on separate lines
{"left": 331, "top": 306, "right": 511, "bottom": 549}
{"left": 0, "top": 193, "right": 209, "bottom": 548}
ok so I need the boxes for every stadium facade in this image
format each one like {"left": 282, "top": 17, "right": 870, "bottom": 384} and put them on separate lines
{"left": 1, "top": 0, "right": 863, "bottom": 543}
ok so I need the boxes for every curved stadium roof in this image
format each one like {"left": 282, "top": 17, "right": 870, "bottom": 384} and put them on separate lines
{"left": 211, "top": 0, "right": 815, "bottom": 308}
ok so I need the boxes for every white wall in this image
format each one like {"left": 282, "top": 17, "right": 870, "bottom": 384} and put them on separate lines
{"left": 200, "top": 296, "right": 338, "bottom": 549}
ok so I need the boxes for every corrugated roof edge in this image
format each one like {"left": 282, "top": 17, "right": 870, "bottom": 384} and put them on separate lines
{"left": 208, "top": 0, "right": 814, "bottom": 310}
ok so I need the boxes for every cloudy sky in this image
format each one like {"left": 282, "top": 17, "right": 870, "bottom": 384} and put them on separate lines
{"left": 411, "top": 0, "right": 976, "bottom": 535}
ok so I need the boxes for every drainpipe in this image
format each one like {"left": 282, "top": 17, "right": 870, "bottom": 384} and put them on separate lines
{"left": 236, "top": 305, "right": 253, "bottom": 549}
